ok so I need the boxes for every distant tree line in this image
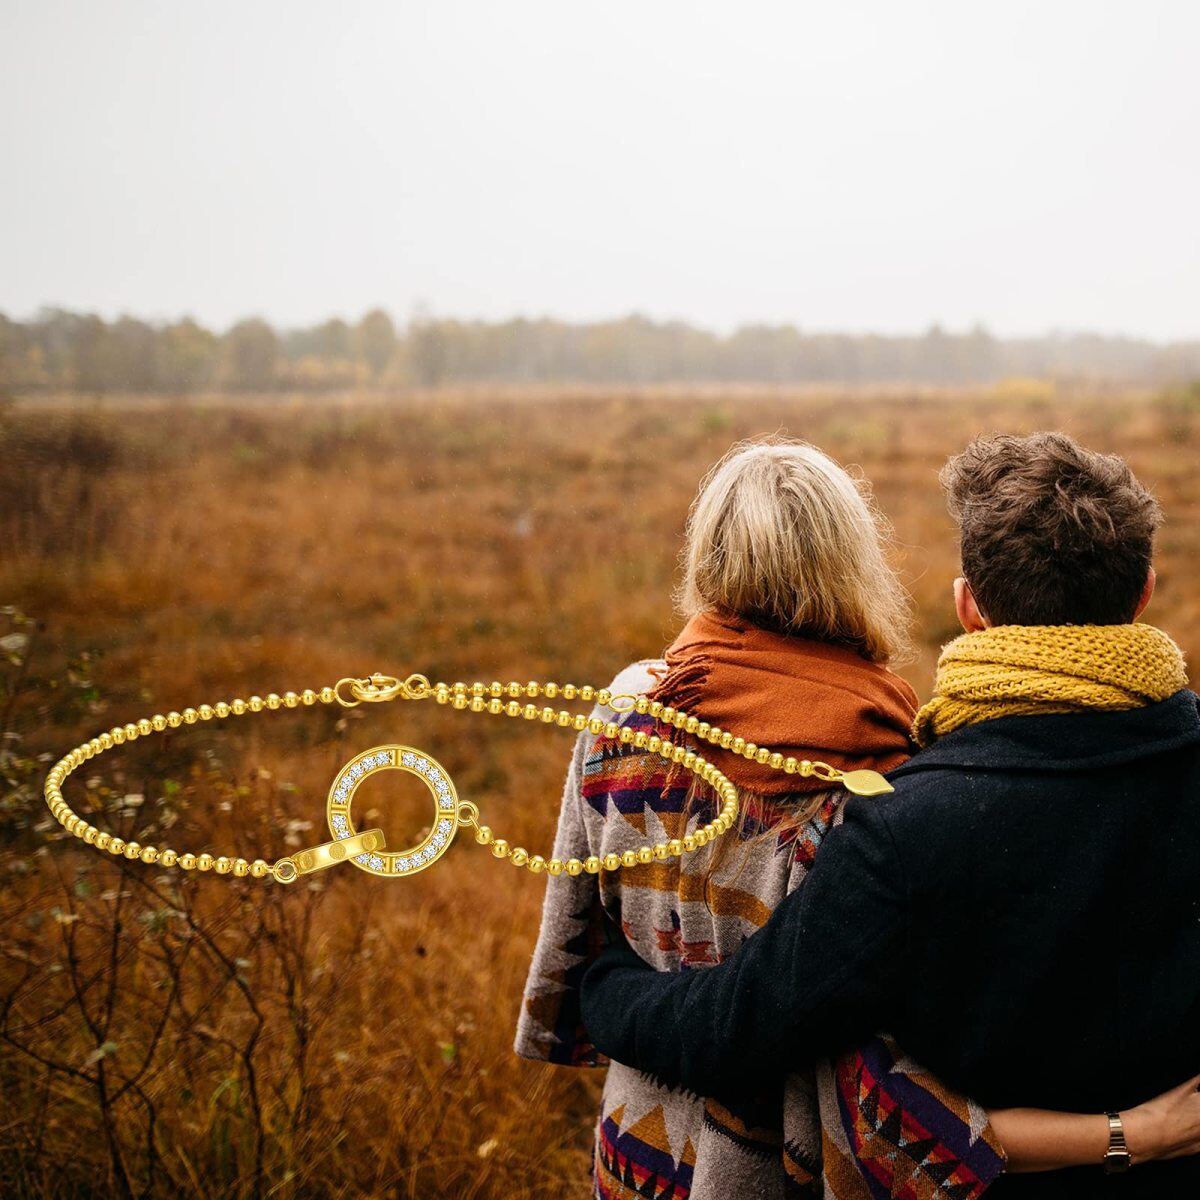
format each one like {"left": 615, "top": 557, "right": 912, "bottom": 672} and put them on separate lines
{"left": 2, "top": 307, "right": 1198, "bottom": 394}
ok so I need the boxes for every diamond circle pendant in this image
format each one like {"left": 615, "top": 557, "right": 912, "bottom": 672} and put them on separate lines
{"left": 326, "top": 745, "right": 460, "bottom": 878}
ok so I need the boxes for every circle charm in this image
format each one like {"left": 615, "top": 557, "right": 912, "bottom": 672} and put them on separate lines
{"left": 326, "top": 745, "right": 460, "bottom": 877}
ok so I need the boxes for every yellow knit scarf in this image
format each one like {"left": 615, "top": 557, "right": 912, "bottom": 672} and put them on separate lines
{"left": 913, "top": 623, "right": 1188, "bottom": 747}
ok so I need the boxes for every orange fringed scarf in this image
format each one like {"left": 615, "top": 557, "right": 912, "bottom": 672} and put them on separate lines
{"left": 648, "top": 610, "right": 918, "bottom": 794}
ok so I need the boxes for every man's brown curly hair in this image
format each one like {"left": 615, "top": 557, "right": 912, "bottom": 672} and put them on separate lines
{"left": 940, "top": 432, "right": 1162, "bottom": 626}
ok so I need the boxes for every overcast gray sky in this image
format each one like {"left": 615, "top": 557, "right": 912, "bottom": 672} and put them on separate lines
{"left": 2, "top": 1, "right": 1197, "bottom": 338}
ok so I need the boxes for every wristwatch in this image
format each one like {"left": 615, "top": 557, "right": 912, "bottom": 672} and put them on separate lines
{"left": 1103, "top": 1111, "right": 1132, "bottom": 1173}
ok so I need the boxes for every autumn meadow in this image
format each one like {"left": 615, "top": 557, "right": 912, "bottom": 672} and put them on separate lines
{"left": 2, "top": 385, "right": 1199, "bottom": 1199}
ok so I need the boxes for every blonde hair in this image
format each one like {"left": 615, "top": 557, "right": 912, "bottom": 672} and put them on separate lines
{"left": 678, "top": 437, "right": 913, "bottom": 663}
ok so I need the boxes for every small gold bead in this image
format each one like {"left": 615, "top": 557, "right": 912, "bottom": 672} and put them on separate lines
{"left": 151, "top": 714, "right": 167, "bottom": 732}
{"left": 198, "top": 705, "right": 214, "bottom": 721}
{"left": 522, "top": 704, "right": 538, "bottom": 720}
{"left": 580, "top": 686, "right": 595, "bottom": 701}
{"left": 540, "top": 706, "right": 555, "bottom": 723}
{"left": 95, "top": 832, "right": 111, "bottom": 851}
{"left": 491, "top": 839, "right": 510, "bottom": 858}
{"left": 694, "top": 829, "right": 709, "bottom": 847}
{"left": 596, "top": 688, "right": 612, "bottom": 706}
{"left": 471, "top": 682, "right": 486, "bottom": 696}
{"left": 604, "top": 722, "right": 619, "bottom": 739}
{"left": 110, "top": 726, "right": 125, "bottom": 744}
{"left": 215, "top": 701, "right": 231, "bottom": 718}
{"left": 248, "top": 696, "right": 264, "bottom": 713}
{"left": 182, "top": 708, "right": 198, "bottom": 724}
{"left": 799, "top": 759, "right": 813, "bottom": 775}
{"left": 546, "top": 858, "right": 564, "bottom": 876}
{"left": 784, "top": 757, "right": 798, "bottom": 774}
{"left": 621, "top": 849, "right": 638, "bottom": 867}
{"left": 140, "top": 846, "right": 158, "bottom": 864}
{"left": 525, "top": 681, "right": 539, "bottom": 697}
{"left": 660, "top": 706, "right": 675, "bottom": 724}
{"left": 573, "top": 714, "right": 588, "bottom": 731}
{"left": 489, "top": 681, "right": 504, "bottom": 696}
{"left": 233, "top": 858, "right": 250, "bottom": 877}
{"left": 453, "top": 694, "right": 469, "bottom": 710}
{"left": 756, "top": 748, "right": 770, "bottom": 764}
{"left": 84, "top": 826, "right": 99, "bottom": 844}
{"left": 318, "top": 687, "right": 335, "bottom": 704}
{"left": 109, "top": 837, "right": 126, "bottom": 856}
{"left": 527, "top": 855, "right": 546, "bottom": 874}
{"left": 637, "top": 846, "right": 653, "bottom": 864}
{"left": 301, "top": 689, "right": 317, "bottom": 706}
{"left": 123, "top": 722, "right": 138, "bottom": 740}
{"left": 100, "top": 731, "right": 115, "bottom": 748}
{"left": 160, "top": 848, "right": 178, "bottom": 867}
{"left": 452, "top": 682, "right": 467, "bottom": 694}
{"left": 769, "top": 752, "right": 784, "bottom": 770}
{"left": 682, "top": 835, "right": 697, "bottom": 853}
{"left": 488, "top": 699, "right": 503, "bottom": 715}
{"left": 124, "top": 841, "right": 141, "bottom": 859}
{"left": 562, "top": 684, "right": 577, "bottom": 699}
{"left": 584, "top": 855, "right": 602, "bottom": 874}
{"left": 506, "top": 701, "right": 521, "bottom": 717}
{"left": 196, "top": 853, "right": 214, "bottom": 871}
{"left": 474, "top": 824, "right": 493, "bottom": 844}
{"left": 510, "top": 847, "right": 529, "bottom": 867}
{"left": 743, "top": 742, "right": 757, "bottom": 759}
{"left": 265, "top": 694, "right": 281, "bottom": 710}
{"left": 250, "top": 859, "right": 270, "bottom": 878}
{"left": 566, "top": 858, "right": 584, "bottom": 876}
{"left": 179, "top": 853, "right": 197, "bottom": 870}
{"left": 603, "top": 853, "right": 621, "bottom": 871}
{"left": 166, "top": 711, "right": 182, "bottom": 728}
{"left": 653, "top": 844, "right": 670, "bottom": 861}
{"left": 556, "top": 710, "right": 572, "bottom": 726}
{"left": 507, "top": 681, "right": 522, "bottom": 697}
{"left": 588, "top": 717, "right": 604, "bottom": 734}
{"left": 470, "top": 697, "right": 485, "bottom": 712}
{"left": 214, "top": 856, "right": 232, "bottom": 874}
{"left": 544, "top": 682, "right": 559, "bottom": 698}
{"left": 283, "top": 692, "right": 299, "bottom": 708}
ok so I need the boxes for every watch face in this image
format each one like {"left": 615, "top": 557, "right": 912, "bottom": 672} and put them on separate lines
{"left": 1103, "top": 1150, "right": 1133, "bottom": 1174}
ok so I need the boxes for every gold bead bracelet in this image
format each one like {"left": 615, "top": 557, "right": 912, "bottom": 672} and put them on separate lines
{"left": 42, "top": 672, "right": 892, "bottom": 887}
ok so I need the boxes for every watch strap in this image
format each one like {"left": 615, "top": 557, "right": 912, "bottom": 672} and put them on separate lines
{"left": 1103, "top": 1111, "right": 1132, "bottom": 1173}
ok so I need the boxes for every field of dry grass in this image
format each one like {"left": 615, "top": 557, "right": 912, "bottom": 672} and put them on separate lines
{"left": 2, "top": 386, "right": 1198, "bottom": 1198}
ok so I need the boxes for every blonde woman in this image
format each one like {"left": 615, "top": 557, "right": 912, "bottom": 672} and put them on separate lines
{"left": 515, "top": 439, "right": 1199, "bottom": 1198}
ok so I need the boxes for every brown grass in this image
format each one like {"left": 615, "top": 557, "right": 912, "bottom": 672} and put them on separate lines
{"left": 1, "top": 387, "right": 1197, "bottom": 1198}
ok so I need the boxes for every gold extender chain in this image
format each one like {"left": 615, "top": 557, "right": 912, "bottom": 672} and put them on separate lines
{"left": 42, "top": 672, "right": 891, "bottom": 886}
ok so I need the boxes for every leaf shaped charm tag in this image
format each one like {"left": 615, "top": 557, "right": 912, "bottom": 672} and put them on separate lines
{"left": 839, "top": 769, "right": 894, "bottom": 797}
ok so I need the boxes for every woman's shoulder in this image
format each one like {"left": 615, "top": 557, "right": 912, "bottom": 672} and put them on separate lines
{"left": 595, "top": 659, "right": 663, "bottom": 712}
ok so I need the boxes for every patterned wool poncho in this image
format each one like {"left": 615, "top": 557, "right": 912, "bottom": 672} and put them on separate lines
{"left": 515, "top": 661, "right": 1006, "bottom": 1200}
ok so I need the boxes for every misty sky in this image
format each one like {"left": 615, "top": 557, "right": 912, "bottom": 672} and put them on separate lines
{"left": 3, "top": 1, "right": 1198, "bottom": 339}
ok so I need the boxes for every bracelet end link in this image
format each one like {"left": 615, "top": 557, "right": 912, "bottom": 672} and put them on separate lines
{"left": 272, "top": 828, "right": 387, "bottom": 884}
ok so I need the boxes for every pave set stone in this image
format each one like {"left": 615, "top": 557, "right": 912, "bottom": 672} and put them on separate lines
{"left": 327, "top": 745, "right": 458, "bottom": 878}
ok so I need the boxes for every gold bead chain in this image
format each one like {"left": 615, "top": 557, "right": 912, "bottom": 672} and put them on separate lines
{"left": 43, "top": 672, "right": 890, "bottom": 886}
